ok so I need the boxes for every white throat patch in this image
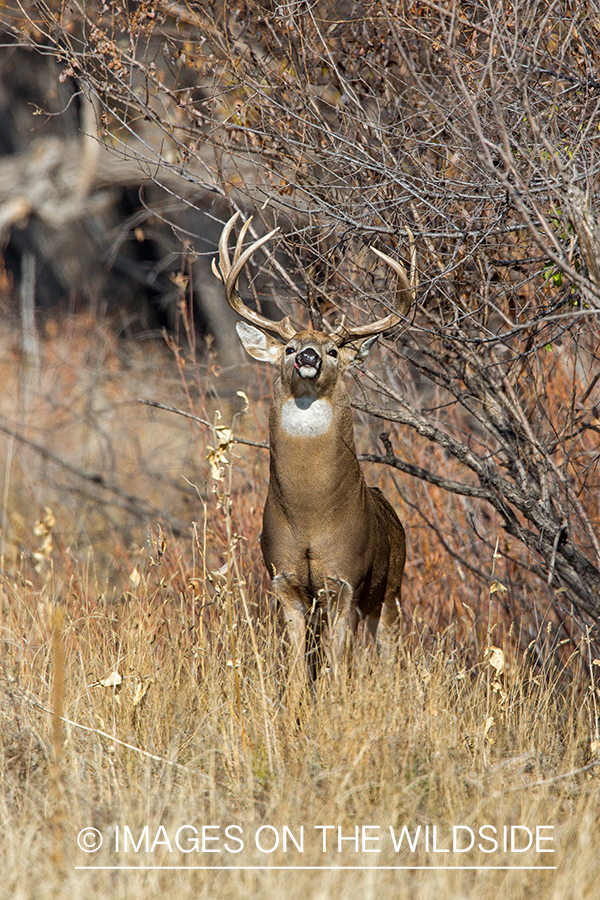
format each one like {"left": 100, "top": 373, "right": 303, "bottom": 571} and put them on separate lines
{"left": 281, "top": 397, "right": 333, "bottom": 438}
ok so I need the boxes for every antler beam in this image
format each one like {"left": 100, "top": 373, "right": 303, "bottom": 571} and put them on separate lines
{"left": 330, "top": 227, "right": 418, "bottom": 343}
{"left": 212, "top": 212, "right": 296, "bottom": 342}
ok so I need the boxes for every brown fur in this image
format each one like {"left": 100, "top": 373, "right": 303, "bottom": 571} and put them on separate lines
{"left": 237, "top": 324, "right": 406, "bottom": 679}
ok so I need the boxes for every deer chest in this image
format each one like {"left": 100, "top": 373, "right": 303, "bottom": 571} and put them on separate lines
{"left": 280, "top": 397, "right": 333, "bottom": 438}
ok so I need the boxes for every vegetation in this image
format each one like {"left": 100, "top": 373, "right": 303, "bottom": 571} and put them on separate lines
{"left": 1, "top": 1, "right": 600, "bottom": 896}
{"left": 0, "top": 314, "right": 598, "bottom": 898}
{"left": 3, "top": 0, "right": 600, "bottom": 647}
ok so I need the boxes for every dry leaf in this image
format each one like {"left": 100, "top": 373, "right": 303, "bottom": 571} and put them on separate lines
{"left": 99, "top": 670, "right": 122, "bottom": 689}
{"left": 33, "top": 507, "right": 56, "bottom": 537}
{"left": 132, "top": 678, "right": 151, "bottom": 707}
{"left": 488, "top": 646, "right": 505, "bottom": 675}
{"left": 211, "top": 560, "right": 230, "bottom": 579}
{"left": 490, "top": 580, "right": 507, "bottom": 594}
{"left": 130, "top": 567, "right": 141, "bottom": 589}
{"left": 206, "top": 418, "right": 234, "bottom": 482}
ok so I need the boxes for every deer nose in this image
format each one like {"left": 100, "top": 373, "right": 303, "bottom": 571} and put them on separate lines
{"left": 295, "top": 348, "right": 321, "bottom": 370}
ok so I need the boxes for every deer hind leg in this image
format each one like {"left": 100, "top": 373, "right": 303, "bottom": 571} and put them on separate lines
{"left": 377, "top": 525, "right": 405, "bottom": 661}
{"left": 365, "top": 610, "right": 381, "bottom": 644}
{"left": 305, "top": 602, "right": 325, "bottom": 688}
{"left": 377, "top": 584, "right": 401, "bottom": 661}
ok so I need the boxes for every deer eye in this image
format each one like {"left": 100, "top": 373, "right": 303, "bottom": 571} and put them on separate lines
{"left": 285, "top": 346, "right": 295, "bottom": 355}
{"left": 327, "top": 348, "right": 338, "bottom": 358}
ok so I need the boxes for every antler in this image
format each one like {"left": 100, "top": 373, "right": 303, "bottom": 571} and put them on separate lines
{"left": 212, "top": 212, "right": 297, "bottom": 342}
{"left": 330, "top": 227, "right": 418, "bottom": 343}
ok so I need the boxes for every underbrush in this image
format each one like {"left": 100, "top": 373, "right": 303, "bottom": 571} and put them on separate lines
{"left": 0, "top": 316, "right": 598, "bottom": 899}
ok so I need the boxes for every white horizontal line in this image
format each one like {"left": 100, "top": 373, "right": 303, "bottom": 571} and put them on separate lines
{"left": 75, "top": 865, "right": 557, "bottom": 871}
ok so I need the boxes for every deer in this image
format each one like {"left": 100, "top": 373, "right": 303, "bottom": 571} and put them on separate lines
{"left": 212, "top": 212, "right": 417, "bottom": 688}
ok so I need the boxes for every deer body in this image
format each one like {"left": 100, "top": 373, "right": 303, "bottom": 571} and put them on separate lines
{"left": 212, "top": 214, "right": 416, "bottom": 681}
{"left": 262, "top": 347, "right": 405, "bottom": 625}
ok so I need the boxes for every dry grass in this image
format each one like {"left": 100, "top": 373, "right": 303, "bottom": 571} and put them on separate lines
{"left": 1, "top": 316, "right": 598, "bottom": 900}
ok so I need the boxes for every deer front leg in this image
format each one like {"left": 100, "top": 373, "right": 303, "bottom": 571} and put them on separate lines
{"left": 272, "top": 573, "right": 309, "bottom": 704}
{"left": 323, "top": 577, "right": 356, "bottom": 680}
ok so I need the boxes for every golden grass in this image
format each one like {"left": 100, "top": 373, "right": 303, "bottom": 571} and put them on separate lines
{"left": 0, "top": 316, "right": 598, "bottom": 899}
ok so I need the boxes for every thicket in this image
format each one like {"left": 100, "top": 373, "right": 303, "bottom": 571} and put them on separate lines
{"left": 2, "top": 1, "right": 600, "bottom": 656}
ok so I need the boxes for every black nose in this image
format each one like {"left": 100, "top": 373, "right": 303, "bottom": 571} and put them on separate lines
{"left": 296, "top": 348, "right": 321, "bottom": 369}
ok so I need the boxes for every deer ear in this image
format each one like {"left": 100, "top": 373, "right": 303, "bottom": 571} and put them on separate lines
{"left": 340, "top": 334, "right": 379, "bottom": 369}
{"left": 236, "top": 321, "right": 283, "bottom": 365}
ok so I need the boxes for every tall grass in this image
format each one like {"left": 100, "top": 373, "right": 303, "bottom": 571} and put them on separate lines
{"left": 0, "top": 316, "right": 598, "bottom": 899}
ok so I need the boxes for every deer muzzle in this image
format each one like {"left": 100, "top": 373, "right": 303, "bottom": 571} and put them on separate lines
{"left": 294, "top": 347, "right": 321, "bottom": 378}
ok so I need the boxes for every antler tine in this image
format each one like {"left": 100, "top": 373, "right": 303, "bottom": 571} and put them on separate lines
{"left": 212, "top": 212, "right": 296, "bottom": 342}
{"left": 330, "top": 227, "right": 418, "bottom": 343}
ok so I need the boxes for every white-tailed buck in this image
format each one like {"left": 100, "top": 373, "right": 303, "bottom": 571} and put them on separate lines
{"left": 213, "top": 213, "right": 416, "bottom": 683}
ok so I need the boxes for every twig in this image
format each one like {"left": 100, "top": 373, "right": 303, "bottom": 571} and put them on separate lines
{"left": 139, "top": 399, "right": 269, "bottom": 449}
{"left": 0, "top": 420, "right": 158, "bottom": 519}
{"left": 492, "top": 758, "right": 600, "bottom": 796}
{"left": 20, "top": 689, "right": 210, "bottom": 780}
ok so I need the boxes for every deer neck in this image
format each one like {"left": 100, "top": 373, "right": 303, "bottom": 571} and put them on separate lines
{"left": 268, "top": 380, "right": 364, "bottom": 506}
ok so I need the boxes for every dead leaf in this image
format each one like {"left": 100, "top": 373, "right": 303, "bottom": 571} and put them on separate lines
{"left": 132, "top": 678, "right": 151, "bottom": 707}
{"left": 487, "top": 646, "right": 505, "bottom": 675}
{"left": 99, "top": 670, "right": 122, "bottom": 689}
